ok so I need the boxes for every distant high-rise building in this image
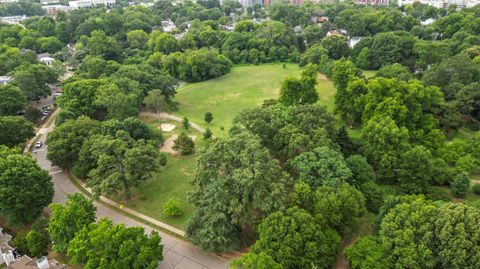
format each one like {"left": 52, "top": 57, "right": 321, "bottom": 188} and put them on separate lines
{"left": 397, "top": 0, "right": 479, "bottom": 8}
{"left": 239, "top": 0, "right": 262, "bottom": 7}
{"left": 355, "top": 0, "right": 390, "bottom": 5}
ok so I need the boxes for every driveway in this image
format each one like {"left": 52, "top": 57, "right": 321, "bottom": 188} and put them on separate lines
{"left": 33, "top": 122, "right": 229, "bottom": 269}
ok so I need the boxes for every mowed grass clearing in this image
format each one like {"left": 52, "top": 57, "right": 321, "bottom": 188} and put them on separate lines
{"left": 175, "top": 63, "right": 339, "bottom": 137}
{"left": 113, "top": 116, "right": 200, "bottom": 229}
{"left": 175, "top": 64, "right": 302, "bottom": 137}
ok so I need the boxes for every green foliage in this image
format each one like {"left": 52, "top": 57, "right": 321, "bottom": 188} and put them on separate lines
{"left": 313, "top": 184, "right": 366, "bottom": 235}
{"left": 472, "top": 184, "right": 480, "bottom": 195}
{"left": 26, "top": 229, "right": 49, "bottom": 257}
{"left": 173, "top": 132, "right": 195, "bottom": 155}
{"left": 162, "top": 48, "right": 231, "bottom": 82}
{"left": 187, "top": 132, "right": 288, "bottom": 252}
{"left": 433, "top": 203, "right": 480, "bottom": 269}
{"left": 68, "top": 218, "right": 163, "bottom": 269}
{"left": 425, "top": 187, "right": 452, "bottom": 202}
{"left": 375, "top": 64, "right": 413, "bottom": 81}
{"left": 292, "top": 146, "right": 352, "bottom": 189}
{"left": 359, "top": 181, "right": 384, "bottom": 213}
{"left": 379, "top": 198, "right": 437, "bottom": 269}
{"left": 82, "top": 131, "right": 165, "bottom": 198}
{"left": 345, "top": 154, "right": 374, "bottom": 188}
{"left": 182, "top": 117, "right": 190, "bottom": 130}
{"left": 46, "top": 116, "right": 101, "bottom": 170}
{"left": 203, "top": 128, "right": 212, "bottom": 140}
{"left": 235, "top": 103, "right": 336, "bottom": 162}
{"left": 95, "top": 84, "right": 140, "bottom": 120}
{"left": 144, "top": 89, "right": 169, "bottom": 115}
{"left": 163, "top": 199, "right": 183, "bottom": 217}
{"left": 290, "top": 181, "right": 314, "bottom": 212}
{"left": 0, "top": 150, "right": 53, "bottom": 224}
{"left": 0, "top": 85, "right": 26, "bottom": 116}
{"left": 398, "top": 145, "right": 434, "bottom": 194}
{"left": 13, "top": 231, "right": 29, "bottom": 255}
{"left": 230, "top": 252, "right": 282, "bottom": 269}
{"left": 251, "top": 207, "right": 340, "bottom": 269}
{"left": 0, "top": 116, "right": 35, "bottom": 147}
{"left": 344, "top": 235, "right": 383, "bottom": 269}
{"left": 204, "top": 112, "right": 213, "bottom": 123}
{"left": 49, "top": 193, "right": 96, "bottom": 253}
{"left": 321, "top": 35, "right": 350, "bottom": 60}
{"left": 279, "top": 64, "right": 319, "bottom": 106}
{"left": 451, "top": 172, "right": 470, "bottom": 198}
{"left": 335, "top": 126, "right": 358, "bottom": 158}
{"left": 12, "top": 63, "right": 57, "bottom": 100}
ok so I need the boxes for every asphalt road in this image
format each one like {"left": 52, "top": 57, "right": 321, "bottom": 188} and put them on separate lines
{"left": 33, "top": 123, "right": 229, "bottom": 269}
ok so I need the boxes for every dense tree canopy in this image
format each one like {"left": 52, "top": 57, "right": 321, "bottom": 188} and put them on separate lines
{"left": 68, "top": 218, "right": 163, "bottom": 269}
{"left": 0, "top": 147, "right": 53, "bottom": 224}
{"left": 187, "top": 132, "right": 289, "bottom": 252}
{"left": 49, "top": 193, "right": 96, "bottom": 253}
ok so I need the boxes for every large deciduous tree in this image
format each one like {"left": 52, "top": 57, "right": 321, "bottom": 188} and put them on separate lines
{"left": 49, "top": 193, "right": 96, "bottom": 253}
{"left": 0, "top": 147, "right": 53, "bottom": 224}
{"left": 85, "top": 131, "right": 164, "bottom": 199}
{"left": 0, "top": 85, "right": 26, "bottom": 116}
{"left": 278, "top": 63, "right": 319, "bottom": 106}
{"left": 292, "top": 146, "right": 352, "bottom": 189}
{"left": 46, "top": 116, "right": 100, "bottom": 169}
{"left": 313, "top": 184, "right": 366, "bottom": 235}
{"left": 0, "top": 116, "right": 35, "bottom": 147}
{"left": 250, "top": 207, "right": 340, "bottom": 269}
{"left": 186, "top": 132, "right": 289, "bottom": 252}
{"left": 68, "top": 218, "right": 163, "bottom": 269}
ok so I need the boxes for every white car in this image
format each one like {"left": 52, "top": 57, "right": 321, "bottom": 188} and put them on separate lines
{"left": 42, "top": 111, "right": 50, "bottom": 116}
{"left": 35, "top": 141, "right": 43, "bottom": 148}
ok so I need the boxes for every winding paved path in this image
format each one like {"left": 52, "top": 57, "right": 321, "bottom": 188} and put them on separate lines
{"left": 32, "top": 112, "right": 229, "bottom": 269}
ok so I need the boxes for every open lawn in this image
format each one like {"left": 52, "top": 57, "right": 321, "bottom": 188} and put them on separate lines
{"left": 115, "top": 116, "right": 200, "bottom": 229}
{"left": 175, "top": 63, "right": 303, "bottom": 137}
{"left": 316, "top": 73, "right": 336, "bottom": 111}
{"left": 175, "top": 63, "right": 338, "bottom": 137}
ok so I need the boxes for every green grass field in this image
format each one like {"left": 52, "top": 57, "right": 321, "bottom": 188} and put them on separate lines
{"left": 175, "top": 64, "right": 303, "bottom": 137}
{"left": 175, "top": 63, "right": 338, "bottom": 137}
{"left": 114, "top": 116, "right": 200, "bottom": 229}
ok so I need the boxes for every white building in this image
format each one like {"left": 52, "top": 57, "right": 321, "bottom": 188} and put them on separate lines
{"left": 348, "top": 37, "right": 362, "bottom": 48}
{"left": 0, "top": 15, "right": 26, "bottom": 25}
{"left": 42, "top": 5, "right": 73, "bottom": 15}
{"left": 37, "top": 53, "right": 56, "bottom": 66}
{"left": 397, "top": 0, "right": 480, "bottom": 9}
{"left": 0, "top": 76, "right": 12, "bottom": 85}
{"left": 239, "top": 0, "right": 262, "bottom": 7}
{"left": 69, "top": 0, "right": 115, "bottom": 9}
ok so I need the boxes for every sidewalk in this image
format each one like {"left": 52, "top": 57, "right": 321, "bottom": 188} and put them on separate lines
{"left": 72, "top": 177, "right": 186, "bottom": 237}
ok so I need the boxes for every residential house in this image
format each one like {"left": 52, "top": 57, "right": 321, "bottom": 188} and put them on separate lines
{"left": 0, "top": 227, "right": 69, "bottom": 269}
{"left": 37, "top": 53, "right": 56, "bottom": 66}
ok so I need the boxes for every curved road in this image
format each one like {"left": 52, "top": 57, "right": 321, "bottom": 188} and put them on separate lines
{"left": 33, "top": 121, "right": 229, "bottom": 269}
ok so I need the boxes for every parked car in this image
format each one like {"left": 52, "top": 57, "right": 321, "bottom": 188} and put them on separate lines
{"left": 42, "top": 110, "right": 50, "bottom": 116}
{"left": 35, "top": 141, "right": 43, "bottom": 148}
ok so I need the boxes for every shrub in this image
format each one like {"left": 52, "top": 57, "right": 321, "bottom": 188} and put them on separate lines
{"left": 13, "top": 231, "right": 29, "bottom": 255}
{"left": 163, "top": 199, "right": 183, "bottom": 217}
{"left": 204, "top": 112, "right": 213, "bottom": 124}
{"left": 451, "top": 172, "right": 470, "bottom": 198}
{"left": 26, "top": 230, "right": 49, "bottom": 257}
{"left": 359, "top": 182, "right": 384, "bottom": 213}
{"left": 426, "top": 187, "right": 452, "bottom": 202}
{"left": 172, "top": 132, "right": 194, "bottom": 155}
{"left": 203, "top": 128, "right": 212, "bottom": 140}
{"left": 472, "top": 184, "right": 480, "bottom": 196}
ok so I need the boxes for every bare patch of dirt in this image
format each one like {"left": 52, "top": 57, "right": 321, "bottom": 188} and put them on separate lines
{"left": 160, "top": 134, "right": 178, "bottom": 155}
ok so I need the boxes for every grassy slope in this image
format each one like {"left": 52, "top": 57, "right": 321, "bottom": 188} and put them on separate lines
{"left": 175, "top": 63, "right": 302, "bottom": 137}
{"left": 114, "top": 116, "right": 200, "bottom": 229}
